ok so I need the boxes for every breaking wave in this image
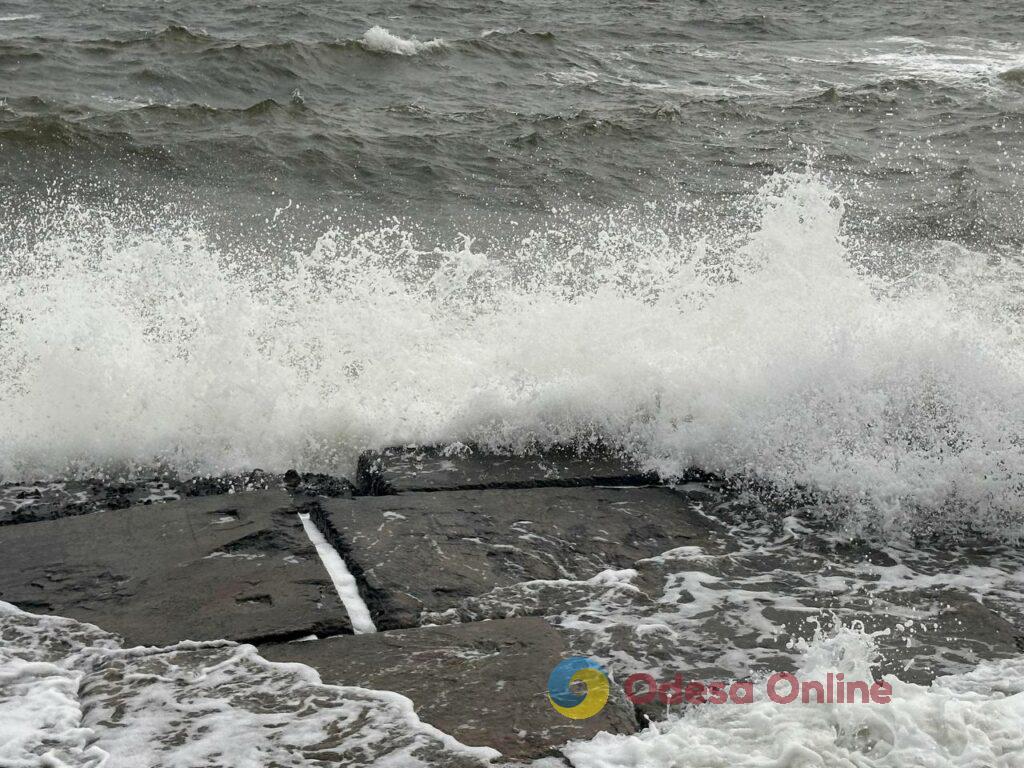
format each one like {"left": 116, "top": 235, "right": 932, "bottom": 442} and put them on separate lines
{"left": 359, "top": 26, "right": 446, "bottom": 56}
{"left": 2, "top": 172, "right": 1024, "bottom": 537}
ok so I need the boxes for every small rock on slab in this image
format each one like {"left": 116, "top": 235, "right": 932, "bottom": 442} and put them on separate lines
{"left": 356, "top": 444, "right": 660, "bottom": 494}
{"left": 259, "top": 616, "right": 637, "bottom": 760}
{"left": 0, "top": 491, "right": 351, "bottom": 646}
{"left": 313, "top": 486, "right": 721, "bottom": 630}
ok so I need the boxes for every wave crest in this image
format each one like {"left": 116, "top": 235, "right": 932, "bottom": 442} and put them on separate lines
{"left": 360, "top": 26, "right": 445, "bottom": 56}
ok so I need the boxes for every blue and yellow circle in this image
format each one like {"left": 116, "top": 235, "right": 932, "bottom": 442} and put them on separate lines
{"left": 547, "top": 657, "right": 609, "bottom": 719}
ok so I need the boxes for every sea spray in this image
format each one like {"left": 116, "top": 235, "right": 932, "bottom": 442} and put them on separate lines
{"left": 2, "top": 173, "right": 1024, "bottom": 537}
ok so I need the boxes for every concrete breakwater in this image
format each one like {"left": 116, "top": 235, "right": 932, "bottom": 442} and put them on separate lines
{"left": 2, "top": 446, "right": 1023, "bottom": 762}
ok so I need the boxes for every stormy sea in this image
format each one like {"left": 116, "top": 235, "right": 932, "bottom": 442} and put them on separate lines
{"left": 2, "top": 1, "right": 1024, "bottom": 766}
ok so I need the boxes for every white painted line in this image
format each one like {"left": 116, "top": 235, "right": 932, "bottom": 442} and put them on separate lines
{"left": 298, "top": 512, "right": 376, "bottom": 634}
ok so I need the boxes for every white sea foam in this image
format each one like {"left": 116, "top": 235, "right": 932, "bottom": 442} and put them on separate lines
{"left": 360, "top": 25, "right": 445, "bottom": 56}
{"left": 4, "top": 599, "right": 1020, "bottom": 766}
{"left": 853, "top": 38, "right": 1024, "bottom": 88}
{"left": 0, "top": 602, "right": 495, "bottom": 767}
{"left": 562, "top": 624, "right": 1024, "bottom": 767}
{"left": 2, "top": 173, "right": 1024, "bottom": 536}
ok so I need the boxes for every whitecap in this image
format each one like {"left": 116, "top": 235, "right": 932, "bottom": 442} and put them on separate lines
{"left": 360, "top": 25, "right": 445, "bottom": 56}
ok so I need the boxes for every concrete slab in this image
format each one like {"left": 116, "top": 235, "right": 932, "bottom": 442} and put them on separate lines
{"left": 313, "top": 485, "right": 723, "bottom": 629}
{"left": 356, "top": 444, "right": 661, "bottom": 494}
{"left": 0, "top": 491, "right": 351, "bottom": 645}
{"left": 259, "top": 616, "right": 637, "bottom": 759}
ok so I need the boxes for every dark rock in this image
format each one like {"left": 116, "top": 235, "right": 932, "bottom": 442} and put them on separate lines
{"left": 0, "top": 478, "right": 183, "bottom": 525}
{"left": 0, "top": 491, "right": 351, "bottom": 645}
{"left": 180, "top": 468, "right": 278, "bottom": 496}
{"left": 259, "top": 616, "right": 637, "bottom": 759}
{"left": 1, "top": 470, "right": 356, "bottom": 525}
{"left": 312, "top": 486, "right": 722, "bottom": 630}
{"left": 356, "top": 444, "right": 660, "bottom": 495}
{"left": 872, "top": 591, "right": 1024, "bottom": 682}
{"left": 290, "top": 472, "right": 356, "bottom": 499}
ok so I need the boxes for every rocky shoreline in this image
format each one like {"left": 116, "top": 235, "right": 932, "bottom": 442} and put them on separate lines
{"left": 2, "top": 446, "right": 1023, "bottom": 762}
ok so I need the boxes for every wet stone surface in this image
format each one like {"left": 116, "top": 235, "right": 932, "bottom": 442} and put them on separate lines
{"left": 260, "top": 616, "right": 637, "bottom": 760}
{"left": 356, "top": 444, "right": 661, "bottom": 494}
{"left": 412, "top": 484, "right": 1024, "bottom": 723}
{"left": 312, "top": 485, "right": 724, "bottom": 630}
{"left": 0, "top": 470, "right": 355, "bottom": 525}
{"left": 2, "top": 447, "right": 1023, "bottom": 759}
{"left": 0, "top": 490, "right": 351, "bottom": 646}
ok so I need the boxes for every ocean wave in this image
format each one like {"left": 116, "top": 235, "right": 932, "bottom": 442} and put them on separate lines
{"left": 125, "top": 97, "right": 308, "bottom": 119}
{"left": 359, "top": 25, "right": 445, "bottom": 56}
{"left": 505, "top": 104, "right": 698, "bottom": 149}
{"left": 16, "top": 25, "right": 449, "bottom": 61}
{"left": 74, "top": 23, "right": 218, "bottom": 49}
{"left": 0, "top": 96, "right": 310, "bottom": 152}
{"left": 2, "top": 173, "right": 1024, "bottom": 537}
{"left": 480, "top": 27, "right": 555, "bottom": 41}
{"left": 147, "top": 23, "right": 213, "bottom": 44}
{"left": 0, "top": 113, "right": 129, "bottom": 149}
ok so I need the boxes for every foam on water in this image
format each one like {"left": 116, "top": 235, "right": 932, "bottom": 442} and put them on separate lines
{"left": 0, "top": 602, "right": 496, "bottom": 767}
{"left": 2, "top": 173, "right": 1024, "bottom": 537}
{"left": 854, "top": 37, "right": 1024, "bottom": 88}
{"left": 420, "top": 488, "right": 1024, "bottom": 689}
{"left": 3, "top": 598, "right": 1020, "bottom": 767}
{"left": 562, "top": 624, "right": 1024, "bottom": 768}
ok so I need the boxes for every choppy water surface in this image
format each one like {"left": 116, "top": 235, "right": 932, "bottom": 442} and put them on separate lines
{"left": 2, "top": 0, "right": 1024, "bottom": 232}
{"left": 3, "top": 2, "right": 1024, "bottom": 765}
